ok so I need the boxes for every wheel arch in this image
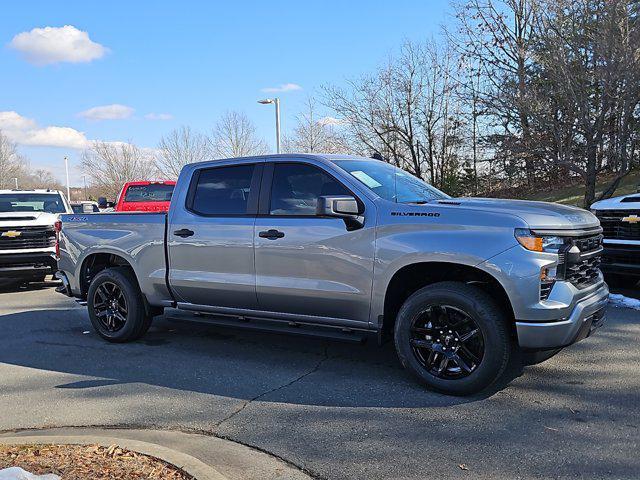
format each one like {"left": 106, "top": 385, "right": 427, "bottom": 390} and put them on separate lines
{"left": 78, "top": 251, "right": 138, "bottom": 298}
{"left": 378, "top": 261, "right": 515, "bottom": 342}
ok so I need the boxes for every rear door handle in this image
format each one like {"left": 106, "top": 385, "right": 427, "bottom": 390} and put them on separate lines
{"left": 173, "top": 228, "right": 194, "bottom": 238}
{"left": 259, "top": 229, "right": 285, "bottom": 239}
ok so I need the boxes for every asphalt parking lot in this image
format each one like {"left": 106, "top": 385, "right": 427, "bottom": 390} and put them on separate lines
{"left": 0, "top": 282, "right": 638, "bottom": 480}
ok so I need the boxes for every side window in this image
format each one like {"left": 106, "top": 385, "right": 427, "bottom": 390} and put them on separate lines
{"left": 270, "top": 163, "right": 350, "bottom": 216}
{"left": 191, "top": 164, "right": 255, "bottom": 215}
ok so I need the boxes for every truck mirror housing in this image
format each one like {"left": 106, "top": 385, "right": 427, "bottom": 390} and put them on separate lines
{"left": 97, "top": 197, "right": 108, "bottom": 209}
{"left": 317, "top": 196, "right": 364, "bottom": 230}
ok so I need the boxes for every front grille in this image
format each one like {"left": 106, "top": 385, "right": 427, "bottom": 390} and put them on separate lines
{"left": 0, "top": 226, "right": 56, "bottom": 250}
{"left": 595, "top": 209, "right": 640, "bottom": 240}
{"left": 558, "top": 234, "right": 603, "bottom": 289}
{"left": 564, "top": 254, "right": 601, "bottom": 288}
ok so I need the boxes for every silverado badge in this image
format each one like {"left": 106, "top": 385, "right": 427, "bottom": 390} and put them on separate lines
{"left": 1, "top": 230, "right": 21, "bottom": 238}
{"left": 622, "top": 214, "right": 640, "bottom": 224}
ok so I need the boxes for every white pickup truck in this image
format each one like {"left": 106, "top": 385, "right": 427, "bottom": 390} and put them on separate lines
{"left": 591, "top": 187, "right": 640, "bottom": 286}
{"left": 0, "top": 189, "right": 72, "bottom": 284}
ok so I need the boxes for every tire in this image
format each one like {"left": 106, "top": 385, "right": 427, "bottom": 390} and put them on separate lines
{"left": 394, "top": 281, "right": 511, "bottom": 396}
{"left": 87, "top": 267, "right": 152, "bottom": 342}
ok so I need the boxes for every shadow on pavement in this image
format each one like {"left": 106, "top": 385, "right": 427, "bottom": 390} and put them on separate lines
{"left": 0, "top": 301, "right": 529, "bottom": 409}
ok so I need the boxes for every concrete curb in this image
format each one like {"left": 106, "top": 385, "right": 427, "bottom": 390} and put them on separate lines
{"left": 0, "top": 428, "right": 311, "bottom": 480}
{"left": 0, "top": 434, "right": 225, "bottom": 480}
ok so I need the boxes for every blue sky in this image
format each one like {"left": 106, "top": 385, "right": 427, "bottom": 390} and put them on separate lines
{"left": 0, "top": 0, "right": 450, "bottom": 185}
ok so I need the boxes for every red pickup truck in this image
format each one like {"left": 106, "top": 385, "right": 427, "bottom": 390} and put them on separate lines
{"left": 114, "top": 181, "right": 176, "bottom": 212}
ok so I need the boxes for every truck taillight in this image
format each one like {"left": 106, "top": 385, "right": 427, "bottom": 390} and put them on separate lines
{"left": 55, "top": 220, "right": 62, "bottom": 259}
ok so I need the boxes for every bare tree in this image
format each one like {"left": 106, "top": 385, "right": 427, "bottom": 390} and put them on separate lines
{"left": 209, "top": 111, "right": 268, "bottom": 158}
{"left": 452, "top": 0, "right": 540, "bottom": 186}
{"left": 156, "top": 126, "right": 211, "bottom": 179}
{"left": 81, "top": 141, "right": 157, "bottom": 198}
{"left": 0, "top": 131, "right": 23, "bottom": 189}
{"left": 529, "top": 0, "right": 640, "bottom": 206}
{"left": 324, "top": 40, "right": 467, "bottom": 193}
{"left": 283, "top": 97, "right": 350, "bottom": 154}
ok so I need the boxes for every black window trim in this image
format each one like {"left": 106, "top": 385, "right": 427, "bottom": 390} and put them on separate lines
{"left": 185, "top": 163, "right": 263, "bottom": 218}
{"left": 258, "top": 161, "right": 364, "bottom": 218}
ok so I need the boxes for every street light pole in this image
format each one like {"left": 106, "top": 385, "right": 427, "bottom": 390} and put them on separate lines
{"left": 258, "top": 98, "right": 281, "bottom": 154}
{"left": 274, "top": 98, "right": 281, "bottom": 154}
{"left": 64, "top": 156, "right": 71, "bottom": 201}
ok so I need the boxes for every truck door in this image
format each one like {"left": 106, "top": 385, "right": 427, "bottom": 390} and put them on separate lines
{"left": 168, "top": 162, "right": 262, "bottom": 309}
{"left": 254, "top": 161, "right": 375, "bottom": 326}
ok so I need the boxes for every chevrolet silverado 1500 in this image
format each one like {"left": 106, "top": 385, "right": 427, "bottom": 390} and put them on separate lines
{"left": 56, "top": 154, "right": 609, "bottom": 395}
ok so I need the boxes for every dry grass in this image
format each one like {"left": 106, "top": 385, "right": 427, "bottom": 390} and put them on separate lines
{"left": 0, "top": 443, "right": 193, "bottom": 479}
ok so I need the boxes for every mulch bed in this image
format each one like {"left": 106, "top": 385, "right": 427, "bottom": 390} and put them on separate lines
{"left": 0, "top": 443, "right": 193, "bottom": 479}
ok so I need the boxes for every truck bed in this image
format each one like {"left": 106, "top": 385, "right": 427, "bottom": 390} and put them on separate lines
{"left": 58, "top": 212, "right": 171, "bottom": 304}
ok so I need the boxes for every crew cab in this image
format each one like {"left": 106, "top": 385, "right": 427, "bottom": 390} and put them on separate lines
{"left": 114, "top": 181, "right": 176, "bottom": 212}
{"left": 56, "top": 154, "right": 609, "bottom": 395}
{"left": 0, "top": 189, "right": 72, "bottom": 284}
{"left": 591, "top": 188, "right": 640, "bottom": 287}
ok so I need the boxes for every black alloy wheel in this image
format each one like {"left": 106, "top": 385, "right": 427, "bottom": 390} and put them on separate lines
{"left": 409, "top": 305, "right": 484, "bottom": 380}
{"left": 92, "top": 281, "right": 128, "bottom": 332}
{"left": 394, "top": 281, "right": 510, "bottom": 395}
{"left": 87, "top": 267, "right": 153, "bottom": 342}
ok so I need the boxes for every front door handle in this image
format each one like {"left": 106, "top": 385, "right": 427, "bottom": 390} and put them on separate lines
{"left": 174, "top": 228, "right": 195, "bottom": 238}
{"left": 259, "top": 229, "right": 285, "bottom": 240}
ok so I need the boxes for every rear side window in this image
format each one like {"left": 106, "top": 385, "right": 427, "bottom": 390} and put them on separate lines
{"left": 191, "top": 164, "right": 256, "bottom": 215}
{"left": 124, "top": 184, "right": 174, "bottom": 202}
{"left": 270, "top": 163, "right": 350, "bottom": 216}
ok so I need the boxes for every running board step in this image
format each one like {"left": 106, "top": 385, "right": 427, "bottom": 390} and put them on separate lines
{"left": 166, "top": 310, "right": 370, "bottom": 343}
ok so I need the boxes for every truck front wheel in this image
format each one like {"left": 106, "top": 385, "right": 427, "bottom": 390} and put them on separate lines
{"left": 394, "top": 281, "right": 510, "bottom": 396}
{"left": 87, "top": 267, "right": 152, "bottom": 342}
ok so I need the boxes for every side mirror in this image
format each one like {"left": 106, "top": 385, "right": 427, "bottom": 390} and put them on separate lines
{"left": 97, "top": 197, "right": 108, "bottom": 209}
{"left": 317, "top": 196, "right": 364, "bottom": 230}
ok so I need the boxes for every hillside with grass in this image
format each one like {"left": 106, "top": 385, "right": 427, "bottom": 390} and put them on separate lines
{"left": 503, "top": 171, "right": 640, "bottom": 207}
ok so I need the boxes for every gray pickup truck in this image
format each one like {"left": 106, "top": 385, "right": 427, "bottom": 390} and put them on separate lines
{"left": 56, "top": 154, "right": 609, "bottom": 395}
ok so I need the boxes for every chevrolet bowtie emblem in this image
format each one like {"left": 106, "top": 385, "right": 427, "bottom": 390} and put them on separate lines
{"left": 622, "top": 215, "right": 640, "bottom": 224}
{"left": 1, "top": 230, "right": 21, "bottom": 238}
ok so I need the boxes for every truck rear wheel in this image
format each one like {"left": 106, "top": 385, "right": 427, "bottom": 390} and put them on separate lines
{"left": 394, "top": 281, "right": 510, "bottom": 396}
{"left": 87, "top": 267, "right": 152, "bottom": 342}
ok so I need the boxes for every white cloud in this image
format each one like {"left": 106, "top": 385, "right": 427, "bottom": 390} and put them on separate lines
{"left": 0, "top": 111, "right": 37, "bottom": 130}
{"left": 0, "top": 111, "right": 89, "bottom": 149}
{"left": 144, "top": 112, "right": 173, "bottom": 121}
{"left": 9, "top": 25, "right": 108, "bottom": 66}
{"left": 261, "top": 83, "right": 303, "bottom": 93}
{"left": 21, "top": 126, "right": 89, "bottom": 149}
{"left": 318, "top": 116, "right": 343, "bottom": 126}
{"left": 78, "top": 104, "right": 134, "bottom": 121}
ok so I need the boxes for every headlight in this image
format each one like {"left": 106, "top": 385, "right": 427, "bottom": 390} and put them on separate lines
{"left": 514, "top": 229, "right": 567, "bottom": 253}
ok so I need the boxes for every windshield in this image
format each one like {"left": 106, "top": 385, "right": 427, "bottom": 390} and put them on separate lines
{"left": 0, "top": 193, "right": 67, "bottom": 213}
{"left": 123, "top": 184, "right": 174, "bottom": 203}
{"left": 334, "top": 159, "right": 449, "bottom": 203}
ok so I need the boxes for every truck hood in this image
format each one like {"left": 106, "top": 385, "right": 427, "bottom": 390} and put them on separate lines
{"left": 440, "top": 198, "right": 599, "bottom": 230}
{"left": 0, "top": 211, "right": 60, "bottom": 227}
{"left": 591, "top": 192, "right": 640, "bottom": 210}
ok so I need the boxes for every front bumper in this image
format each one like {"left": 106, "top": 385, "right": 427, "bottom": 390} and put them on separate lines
{"left": 515, "top": 282, "right": 609, "bottom": 350}
{"left": 0, "top": 252, "right": 58, "bottom": 279}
